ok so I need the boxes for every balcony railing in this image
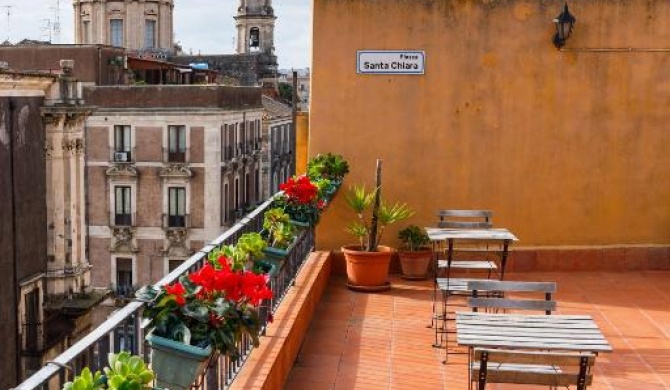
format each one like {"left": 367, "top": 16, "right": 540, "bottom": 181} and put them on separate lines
{"left": 162, "top": 213, "right": 191, "bottom": 230}
{"left": 15, "top": 193, "right": 315, "bottom": 390}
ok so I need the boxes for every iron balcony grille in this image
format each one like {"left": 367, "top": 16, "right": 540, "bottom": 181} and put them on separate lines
{"left": 15, "top": 192, "right": 315, "bottom": 390}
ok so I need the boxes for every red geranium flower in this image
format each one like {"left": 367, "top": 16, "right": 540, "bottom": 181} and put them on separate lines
{"left": 165, "top": 282, "right": 186, "bottom": 306}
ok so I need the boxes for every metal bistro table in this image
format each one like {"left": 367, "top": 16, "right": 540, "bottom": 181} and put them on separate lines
{"left": 425, "top": 227, "right": 519, "bottom": 280}
{"left": 456, "top": 312, "right": 612, "bottom": 389}
{"left": 425, "top": 227, "right": 519, "bottom": 352}
{"left": 456, "top": 312, "right": 613, "bottom": 352}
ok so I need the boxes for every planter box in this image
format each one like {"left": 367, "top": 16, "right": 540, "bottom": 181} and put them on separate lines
{"left": 263, "top": 236, "right": 298, "bottom": 271}
{"left": 289, "top": 219, "right": 311, "bottom": 229}
{"left": 146, "top": 333, "right": 212, "bottom": 390}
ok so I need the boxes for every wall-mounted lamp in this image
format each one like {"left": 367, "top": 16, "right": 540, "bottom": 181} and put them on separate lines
{"left": 553, "top": 2, "right": 576, "bottom": 49}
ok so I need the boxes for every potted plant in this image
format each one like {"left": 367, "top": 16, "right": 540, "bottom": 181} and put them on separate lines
{"left": 275, "top": 175, "right": 323, "bottom": 226}
{"left": 262, "top": 208, "right": 297, "bottom": 263}
{"left": 397, "top": 225, "right": 432, "bottom": 280}
{"left": 135, "top": 253, "right": 273, "bottom": 390}
{"left": 307, "top": 153, "right": 350, "bottom": 184}
{"left": 62, "top": 351, "right": 155, "bottom": 390}
{"left": 216, "top": 232, "right": 271, "bottom": 274}
{"left": 342, "top": 159, "right": 413, "bottom": 291}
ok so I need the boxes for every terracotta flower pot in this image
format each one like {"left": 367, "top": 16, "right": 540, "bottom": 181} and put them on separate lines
{"left": 398, "top": 248, "right": 432, "bottom": 280}
{"left": 342, "top": 245, "right": 393, "bottom": 291}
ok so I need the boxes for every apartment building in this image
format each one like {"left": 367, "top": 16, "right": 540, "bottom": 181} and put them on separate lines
{"left": 83, "top": 85, "right": 266, "bottom": 291}
{"left": 0, "top": 62, "right": 98, "bottom": 388}
{"left": 261, "top": 95, "right": 294, "bottom": 196}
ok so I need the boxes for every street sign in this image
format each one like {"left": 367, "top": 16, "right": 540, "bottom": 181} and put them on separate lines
{"left": 357, "top": 50, "right": 425, "bottom": 75}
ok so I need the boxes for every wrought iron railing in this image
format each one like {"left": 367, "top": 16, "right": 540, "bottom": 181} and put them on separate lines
{"left": 14, "top": 193, "right": 315, "bottom": 390}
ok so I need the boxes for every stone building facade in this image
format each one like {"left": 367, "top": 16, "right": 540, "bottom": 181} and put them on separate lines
{"left": 261, "top": 95, "right": 293, "bottom": 197}
{"left": 83, "top": 86, "right": 265, "bottom": 291}
{"left": 73, "top": 0, "right": 175, "bottom": 56}
{"left": 0, "top": 64, "right": 95, "bottom": 388}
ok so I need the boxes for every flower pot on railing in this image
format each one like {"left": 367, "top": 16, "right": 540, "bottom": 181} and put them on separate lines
{"left": 146, "top": 333, "right": 212, "bottom": 390}
{"left": 262, "top": 235, "right": 298, "bottom": 271}
{"left": 289, "top": 219, "right": 311, "bottom": 229}
{"left": 253, "top": 259, "right": 278, "bottom": 276}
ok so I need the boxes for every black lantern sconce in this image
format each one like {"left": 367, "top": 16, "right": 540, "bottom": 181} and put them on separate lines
{"left": 553, "top": 2, "right": 576, "bottom": 49}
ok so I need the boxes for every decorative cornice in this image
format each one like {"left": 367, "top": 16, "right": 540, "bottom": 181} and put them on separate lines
{"left": 110, "top": 227, "right": 139, "bottom": 253}
{"left": 106, "top": 163, "right": 139, "bottom": 178}
{"left": 162, "top": 229, "right": 193, "bottom": 257}
{"left": 158, "top": 163, "right": 193, "bottom": 178}
{"left": 41, "top": 107, "right": 94, "bottom": 128}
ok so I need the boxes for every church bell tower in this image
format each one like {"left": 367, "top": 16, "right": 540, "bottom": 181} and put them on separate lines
{"left": 234, "top": 0, "right": 276, "bottom": 54}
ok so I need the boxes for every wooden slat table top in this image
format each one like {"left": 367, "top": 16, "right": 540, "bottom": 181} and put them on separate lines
{"left": 425, "top": 227, "right": 519, "bottom": 242}
{"left": 456, "top": 312, "right": 613, "bottom": 353}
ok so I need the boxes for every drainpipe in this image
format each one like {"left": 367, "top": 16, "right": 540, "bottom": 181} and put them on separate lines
{"left": 97, "top": 46, "right": 102, "bottom": 85}
{"left": 291, "top": 70, "right": 298, "bottom": 176}
{"left": 8, "top": 98, "right": 21, "bottom": 383}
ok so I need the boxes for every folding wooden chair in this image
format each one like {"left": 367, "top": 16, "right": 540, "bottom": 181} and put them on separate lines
{"left": 471, "top": 348, "right": 596, "bottom": 390}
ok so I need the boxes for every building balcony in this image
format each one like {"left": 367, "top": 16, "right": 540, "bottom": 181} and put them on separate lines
{"left": 15, "top": 196, "right": 670, "bottom": 390}
{"left": 162, "top": 213, "right": 191, "bottom": 230}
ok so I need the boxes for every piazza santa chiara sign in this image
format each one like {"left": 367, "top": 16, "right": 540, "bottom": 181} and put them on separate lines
{"left": 357, "top": 50, "right": 426, "bottom": 75}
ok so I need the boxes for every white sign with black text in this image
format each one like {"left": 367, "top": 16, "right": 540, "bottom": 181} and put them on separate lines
{"left": 357, "top": 50, "right": 425, "bottom": 75}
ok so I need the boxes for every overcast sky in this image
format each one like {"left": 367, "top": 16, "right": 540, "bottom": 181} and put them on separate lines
{"left": 0, "top": 0, "right": 311, "bottom": 69}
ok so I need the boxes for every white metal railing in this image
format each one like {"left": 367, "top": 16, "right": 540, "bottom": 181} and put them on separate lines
{"left": 14, "top": 193, "right": 315, "bottom": 390}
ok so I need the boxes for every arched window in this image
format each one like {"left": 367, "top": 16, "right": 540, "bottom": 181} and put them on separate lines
{"left": 249, "top": 27, "right": 260, "bottom": 48}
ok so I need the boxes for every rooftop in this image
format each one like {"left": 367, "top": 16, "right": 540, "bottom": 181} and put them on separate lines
{"left": 286, "top": 271, "right": 670, "bottom": 389}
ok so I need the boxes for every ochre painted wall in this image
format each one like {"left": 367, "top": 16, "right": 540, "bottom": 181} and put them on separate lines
{"left": 310, "top": 0, "right": 670, "bottom": 250}
{"left": 295, "top": 112, "right": 310, "bottom": 175}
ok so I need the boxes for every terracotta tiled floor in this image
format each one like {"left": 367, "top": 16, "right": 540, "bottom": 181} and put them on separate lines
{"left": 285, "top": 271, "right": 670, "bottom": 390}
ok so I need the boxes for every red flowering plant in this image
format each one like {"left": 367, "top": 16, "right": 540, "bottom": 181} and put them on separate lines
{"left": 136, "top": 253, "right": 273, "bottom": 358}
{"left": 275, "top": 175, "right": 323, "bottom": 225}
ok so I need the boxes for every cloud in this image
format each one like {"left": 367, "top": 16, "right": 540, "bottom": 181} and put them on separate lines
{"left": 2, "top": 0, "right": 310, "bottom": 68}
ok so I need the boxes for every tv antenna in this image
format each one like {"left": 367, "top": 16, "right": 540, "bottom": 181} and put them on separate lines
{"left": 41, "top": 19, "right": 53, "bottom": 43}
{"left": 2, "top": 5, "right": 11, "bottom": 43}
{"left": 50, "top": 0, "right": 61, "bottom": 43}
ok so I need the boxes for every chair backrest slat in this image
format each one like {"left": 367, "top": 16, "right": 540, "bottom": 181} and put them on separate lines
{"left": 467, "top": 280, "right": 557, "bottom": 315}
{"left": 468, "top": 298, "right": 556, "bottom": 312}
{"left": 437, "top": 209, "right": 492, "bottom": 229}
{"left": 468, "top": 280, "right": 556, "bottom": 293}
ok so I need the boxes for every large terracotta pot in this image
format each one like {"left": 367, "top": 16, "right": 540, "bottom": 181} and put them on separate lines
{"left": 342, "top": 245, "right": 393, "bottom": 291}
{"left": 398, "top": 248, "right": 432, "bottom": 280}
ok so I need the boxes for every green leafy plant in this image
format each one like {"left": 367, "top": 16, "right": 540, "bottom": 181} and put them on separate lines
{"left": 398, "top": 225, "right": 430, "bottom": 251}
{"left": 104, "top": 351, "right": 155, "bottom": 390}
{"left": 345, "top": 160, "right": 414, "bottom": 251}
{"left": 62, "top": 367, "right": 105, "bottom": 390}
{"left": 307, "top": 153, "right": 350, "bottom": 181}
{"left": 211, "top": 232, "right": 267, "bottom": 270}
{"left": 314, "top": 177, "right": 334, "bottom": 200}
{"left": 62, "top": 352, "right": 154, "bottom": 390}
{"left": 263, "top": 208, "right": 296, "bottom": 250}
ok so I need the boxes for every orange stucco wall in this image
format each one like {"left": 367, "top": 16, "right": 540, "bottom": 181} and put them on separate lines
{"left": 296, "top": 112, "right": 310, "bottom": 175}
{"left": 310, "top": 0, "right": 670, "bottom": 250}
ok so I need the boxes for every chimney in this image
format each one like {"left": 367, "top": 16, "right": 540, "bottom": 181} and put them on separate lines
{"left": 60, "top": 59, "right": 75, "bottom": 76}
{"left": 59, "top": 60, "right": 76, "bottom": 104}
